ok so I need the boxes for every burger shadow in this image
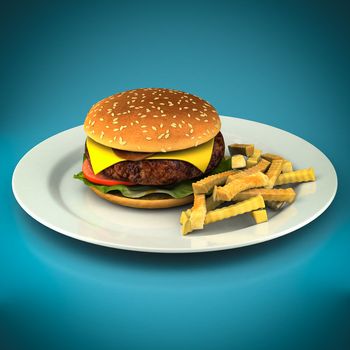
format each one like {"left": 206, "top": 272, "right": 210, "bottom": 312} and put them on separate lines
{"left": 15, "top": 200, "right": 337, "bottom": 278}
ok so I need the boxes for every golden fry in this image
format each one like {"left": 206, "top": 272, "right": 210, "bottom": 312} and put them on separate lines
{"left": 180, "top": 209, "right": 191, "bottom": 224}
{"left": 214, "top": 172, "right": 269, "bottom": 201}
{"left": 246, "top": 149, "right": 262, "bottom": 168}
{"left": 205, "top": 194, "right": 224, "bottom": 211}
{"left": 282, "top": 160, "right": 293, "bottom": 173}
{"left": 266, "top": 159, "right": 283, "bottom": 188}
{"left": 205, "top": 195, "right": 265, "bottom": 225}
{"left": 234, "top": 188, "right": 296, "bottom": 203}
{"left": 181, "top": 213, "right": 193, "bottom": 235}
{"left": 251, "top": 209, "right": 268, "bottom": 224}
{"left": 231, "top": 155, "right": 246, "bottom": 169}
{"left": 262, "top": 153, "right": 284, "bottom": 162}
{"left": 192, "top": 170, "right": 237, "bottom": 194}
{"left": 190, "top": 194, "right": 207, "bottom": 230}
{"left": 275, "top": 168, "right": 316, "bottom": 185}
{"left": 228, "top": 143, "right": 254, "bottom": 157}
{"left": 226, "top": 159, "right": 271, "bottom": 185}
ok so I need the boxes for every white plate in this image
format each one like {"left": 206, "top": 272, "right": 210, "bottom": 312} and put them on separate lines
{"left": 12, "top": 116, "right": 337, "bottom": 253}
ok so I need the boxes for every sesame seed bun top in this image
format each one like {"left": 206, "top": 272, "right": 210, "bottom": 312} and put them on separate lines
{"left": 83, "top": 88, "right": 221, "bottom": 152}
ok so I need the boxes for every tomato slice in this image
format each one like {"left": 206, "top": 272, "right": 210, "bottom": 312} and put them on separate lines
{"left": 82, "top": 159, "right": 136, "bottom": 186}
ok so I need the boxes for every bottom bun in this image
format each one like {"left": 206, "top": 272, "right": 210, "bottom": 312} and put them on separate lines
{"left": 90, "top": 187, "right": 194, "bottom": 209}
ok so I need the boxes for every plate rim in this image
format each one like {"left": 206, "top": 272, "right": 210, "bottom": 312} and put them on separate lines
{"left": 12, "top": 116, "right": 338, "bottom": 253}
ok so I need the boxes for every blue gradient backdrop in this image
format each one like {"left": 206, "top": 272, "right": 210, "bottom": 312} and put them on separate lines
{"left": 1, "top": 1, "right": 349, "bottom": 349}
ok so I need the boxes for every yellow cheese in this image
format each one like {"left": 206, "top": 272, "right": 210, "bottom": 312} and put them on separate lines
{"left": 86, "top": 137, "right": 214, "bottom": 175}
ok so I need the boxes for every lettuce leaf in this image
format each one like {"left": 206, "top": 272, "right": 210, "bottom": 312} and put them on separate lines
{"left": 73, "top": 172, "right": 194, "bottom": 199}
{"left": 73, "top": 157, "right": 232, "bottom": 199}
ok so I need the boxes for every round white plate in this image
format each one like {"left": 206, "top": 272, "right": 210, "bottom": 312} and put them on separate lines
{"left": 12, "top": 116, "right": 337, "bottom": 253}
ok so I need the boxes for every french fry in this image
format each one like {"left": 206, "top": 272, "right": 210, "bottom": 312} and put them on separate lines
{"left": 251, "top": 209, "right": 268, "bottom": 224}
{"left": 281, "top": 160, "right": 293, "bottom": 173}
{"left": 226, "top": 159, "right": 271, "bottom": 185}
{"left": 192, "top": 170, "right": 237, "bottom": 194}
{"left": 266, "top": 201, "right": 286, "bottom": 210}
{"left": 265, "top": 159, "right": 283, "bottom": 188}
{"left": 181, "top": 213, "right": 193, "bottom": 235}
{"left": 246, "top": 149, "right": 262, "bottom": 168}
{"left": 262, "top": 153, "right": 284, "bottom": 162}
{"left": 213, "top": 172, "right": 269, "bottom": 201}
{"left": 231, "top": 155, "right": 246, "bottom": 169}
{"left": 234, "top": 188, "right": 296, "bottom": 203}
{"left": 205, "top": 194, "right": 224, "bottom": 211}
{"left": 275, "top": 168, "right": 316, "bottom": 185}
{"left": 228, "top": 143, "right": 254, "bottom": 157}
{"left": 180, "top": 209, "right": 191, "bottom": 224}
{"left": 242, "top": 158, "right": 270, "bottom": 175}
{"left": 189, "top": 194, "right": 207, "bottom": 230}
{"left": 205, "top": 195, "right": 265, "bottom": 225}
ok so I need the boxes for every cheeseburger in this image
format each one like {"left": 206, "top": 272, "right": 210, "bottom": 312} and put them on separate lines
{"left": 75, "top": 88, "right": 225, "bottom": 208}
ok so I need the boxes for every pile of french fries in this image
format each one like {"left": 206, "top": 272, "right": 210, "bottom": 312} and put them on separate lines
{"left": 180, "top": 143, "right": 316, "bottom": 235}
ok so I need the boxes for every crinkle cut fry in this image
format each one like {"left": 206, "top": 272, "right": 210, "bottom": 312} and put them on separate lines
{"left": 275, "top": 168, "right": 316, "bottom": 185}
{"left": 206, "top": 194, "right": 224, "bottom": 211}
{"left": 251, "top": 209, "right": 268, "bottom": 224}
{"left": 205, "top": 195, "right": 265, "bottom": 225}
{"left": 228, "top": 143, "right": 254, "bottom": 157}
{"left": 226, "top": 159, "right": 271, "bottom": 185}
{"left": 190, "top": 194, "right": 207, "bottom": 230}
{"left": 214, "top": 172, "right": 269, "bottom": 202}
{"left": 262, "top": 153, "right": 284, "bottom": 162}
{"left": 192, "top": 170, "right": 238, "bottom": 194}
{"left": 266, "top": 159, "right": 283, "bottom": 188}
{"left": 234, "top": 188, "right": 296, "bottom": 203}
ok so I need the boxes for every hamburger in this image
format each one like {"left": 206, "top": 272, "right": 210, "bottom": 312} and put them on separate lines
{"left": 74, "top": 88, "right": 226, "bottom": 208}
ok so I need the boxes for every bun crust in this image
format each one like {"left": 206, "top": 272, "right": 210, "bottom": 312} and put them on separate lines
{"left": 84, "top": 88, "right": 221, "bottom": 152}
{"left": 90, "top": 187, "right": 194, "bottom": 209}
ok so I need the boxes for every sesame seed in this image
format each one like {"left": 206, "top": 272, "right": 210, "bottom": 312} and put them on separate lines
{"left": 113, "top": 128, "right": 119, "bottom": 131}
{"left": 165, "top": 134, "right": 170, "bottom": 139}
{"left": 190, "top": 129, "right": 194, "bottom": 133}
{"left": 160, "top": 148, "right": 166, "bottom": 152}
{"left": 141, "top": 125, "right": 147, "bottom": 128}
{"left": 119, "top": 137, "right": 126, "bottom": 145}
{"left": 111, "top": 113, "right": 115, "bottom": 117}
{"left": 158, "top": 133, "right": 165, "bottom": 139}
{"left": 99, "top": 118, "right": 104, "bottom": 121}
{"left": 152, "top": 126, "right": 157, "bottom": 131}
{"left": 100, "top": 131, "right": 104, "bottom": 139}
{"left": 171, "top": 123, "right": 177, "bottom": 128}
{"left": 140, "top": 115, "right": 147, "bottom": 118}
{"left": 160, "top": 123, "right": 164, "bottom": 128}
{"left": 135, "top": 120, "right": 139, "bottom": 124}
{"left": 192, "top": 108, "right": 198, "bottom": 111}
{"left": 204, "top": 119, "right": 208, "bottom": 122}
{"left": 195, "top": 141, "right": 199, "bottom": 147}
{"left": 178, "top": 124, "right": 182, "bottom": 128}
{"left": 181, "top": 120, "right": 185, "bottom": 124}
{"left": 185, "top": 134, "right": 190, "bottom": 137}
{"left": 153, "top": 115, "right": 159, "bottom": 118}
{"left": 142, "top": 130, "right": 148, "bottom": 133}
{"left": 112, "top": 121, "right": 118, "bottom": 124}
{"left": 195, "top": 117, "right": 200, "bottom": 121}
{"left": 191, "top": 136, "right": 195, "bottom": 139}
{"left": 105, "top": 125, "right": 110, "bottom": 128}
{"left": 173, "top": 115, "right": 177, "bottom": 118}
{"left": 183, "top": 106, "right": 189, "bottom": 109}
{"left": 91, "top": 121, "right": 95, "bottom": 126}
{"left": 108, "top": 140, "right": 113, "bottom": 143}
{"left": 146, "top": 137, "right": 152, "bottom": 140}
{"left": 188, "top": 123, "right": 193, "bottom": 128}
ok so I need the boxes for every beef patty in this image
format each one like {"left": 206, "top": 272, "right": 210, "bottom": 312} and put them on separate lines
{"left": 86, "top": 132, "right": 225, "bottom": 185}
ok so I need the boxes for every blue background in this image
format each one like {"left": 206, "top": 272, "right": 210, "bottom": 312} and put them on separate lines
{"left": 1, "top": 0, "right": 349, "bottom": 349}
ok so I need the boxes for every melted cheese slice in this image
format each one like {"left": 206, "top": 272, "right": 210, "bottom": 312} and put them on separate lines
{"left": 86, "top": 137, "right": 214, "bottom": 175}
